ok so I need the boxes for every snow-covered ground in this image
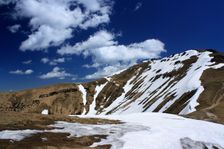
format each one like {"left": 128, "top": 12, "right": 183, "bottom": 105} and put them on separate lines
{"left": 1, "top": 113, "right": 224, "bottom": 149}
{"left": 78, "top": 113, "right": 224, "bottom": 149}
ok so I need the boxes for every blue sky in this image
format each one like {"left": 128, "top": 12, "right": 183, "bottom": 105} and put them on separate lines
{"left": 0, "top": 0, "right": 224, "bottom": 91}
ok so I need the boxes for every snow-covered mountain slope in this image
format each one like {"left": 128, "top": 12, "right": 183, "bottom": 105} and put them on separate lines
{"left": 94, "top": 50, "right": 224, "bottom": 116}
{"left": 1, "top": 50, "right": 224, "bottom": 123}
{"left": 79, "top": 50, "right": 224, "bottom": 123}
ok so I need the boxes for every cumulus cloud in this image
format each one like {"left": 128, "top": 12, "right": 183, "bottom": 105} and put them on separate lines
{"left": 22, "top": 60, "right": 32, "bottom": 65}
{"left": 8, "top": 24, "right": 21, "bottom": 33}
{"left": 41, "top": 57, "right": 67, "bottom": 65}
{"left": 41, "top": 57, "right": 50, "bottom": 64}
{"left": 9, "top": 69, "right": 33, "bottom": 75}
{"left": 49, "top": 58, "right": 65, "bottom": 66}
{"left": 2, "top": 0, "right": 165, "bottom": 80}
{"left": 2, "top": 0, "right": 112, "bottom": 51}
{"left": 39, "top": 67, "right": 72, "bottom": 79}
{"left": 58, "top": 30, "right": 166, "bottom": 79}
{"left": 20, "top": 25, "right": 73, "bottom": 51}
{"left": 58, "top": 30, "right": 165, "bottom": 63}
{"left": 58, "top": 30, "right": 116, "bottom": 56}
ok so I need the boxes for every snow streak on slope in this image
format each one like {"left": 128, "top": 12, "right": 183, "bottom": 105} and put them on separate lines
{"left": 97, "top": 50, "right": 224, "bottom": 115}
{"left": 159, "top": 51, "right": 214, "bottom": 114}
{"left": 78, "top": 84, "right": 87, "bottom": 114}
{"left": 100, "top": 76, "right": 136, "bottom": 114}
{"left": 87, "top": 82, "right": 108, "bottom": 115}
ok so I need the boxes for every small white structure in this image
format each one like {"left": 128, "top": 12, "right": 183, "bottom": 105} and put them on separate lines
{"left": 41, "top": 109, "right": 49, "bottom": 115}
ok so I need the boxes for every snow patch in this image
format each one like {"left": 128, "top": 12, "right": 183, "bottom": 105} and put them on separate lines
{"left": 41, "top": 109, "right": 48, "bottom": 115}
{"left": 1, "top": 113, "right": 224, "bottom": 149}
{"left": 87, "top": 82, "right": 108, "bottom": 115}
{"left": 49, "top": 121, "right": 149, "bottom": 149}
{"left": 100, "top": 76, "right": 136, "bottom": 114}
{"left": 105, "top": 77, "right": 112, "bottom": 81}
{"left": 79, "top": 113, "right": 224, "bottom": 149}
{"left": 0, "top": 129, "right": 41, "bottom": 141}
{"left": 78, "top": 84, "right": 87, "bottom": 114}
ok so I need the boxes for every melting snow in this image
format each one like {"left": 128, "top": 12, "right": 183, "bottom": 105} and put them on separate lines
{"left": 105, "top": 77, "right": 112, "bottom": 81}
{"left": 101, "top": 50, "right": 224, "bottom": 115}
{"left": 79, "top": 113, "right": 224, "bottom": 149}
{"left": 1, "top": 113, "right": 224, "bottom": 149}
{"left": 87, "top": 82, "right": 108, "bottom": 115}
{"left": 78, "top": 84, "right": 87, "bottom": 114}
{"left": 100, "top": 76, "right": 136, "bottom": 114}
{"left": 41, "top": 109, "right": 48, "bottom": 115}
{"left": 160, "top": 51, "right": 214, "bottom": 114}
{"left": 49, "top": 121, "right": 149, "bottom": 149}
{"left": 0, "top": 129, "right": 41, "bottom": 141}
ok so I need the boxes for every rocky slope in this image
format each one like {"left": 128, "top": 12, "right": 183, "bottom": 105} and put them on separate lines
{"left": 1, "top": 49, "right": 224, "bottom": 123}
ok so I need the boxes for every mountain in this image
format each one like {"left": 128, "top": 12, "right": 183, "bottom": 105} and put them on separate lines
{"left": 1, "top": 49, "right": 224, "bottom": 149}
{"left": 1, "top": 49, "right": 224, "bottom": 124}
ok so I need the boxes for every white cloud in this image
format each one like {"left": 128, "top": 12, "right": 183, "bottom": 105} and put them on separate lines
{"left": 90, "top": 39, "right": 165, "bottom": 63}
{"left": 77, "top": 0, "right": 101, "bottom": 11}
{"left": 49, "top": 58, "right": 65, "bottom": 65}
{"left": 58, "top": 30, "right": 116, "bottom": 55}
{"left": 134, "top": 2, "right": 142, "bottom": 11}
{"left": 41, "top": 57, "right": 50, "bottom": 64}
{"left": 8, "top": 24, "right": 21, "bottom": 33}
{"left": 58, "top": 30, "right": 165, "bottom": 63}
{"left": 58, "top": 30, "right": 166, "bottom": 79}
{"left": 41, "top": 57, "right": 66, "bottom": 65}
{"left": 2, "top": 0, "right": 112, "bottom": 51}
{"left": 79, "top": 6, "right": 111, "bottom": 29}
{"left": 20, "top": 25, "right": 73, "bottom": 51}
{"left": 25, "top": 69, "right": 33, "bottom": 74}
{"left": 2, "top": 0, "right": 165, "bottom": 80}
{"left": 22, "top": 60, "right": 32, "bottom": 65}
{"left": 82, "top": 63, "right": 100, "bottom": 68}
{"left": 39, "top": 67, "right": 72, "bottom": 79}
{"left": 84, "top": 64, "right": 130, "bottom": 79}
{"left": 9, "top": 69, "right": 33, "bottom": 75}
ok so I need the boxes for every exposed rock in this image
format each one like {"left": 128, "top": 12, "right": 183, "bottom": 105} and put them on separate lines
{"left": 180, "top": 137, "right": 223, "bottom": 149}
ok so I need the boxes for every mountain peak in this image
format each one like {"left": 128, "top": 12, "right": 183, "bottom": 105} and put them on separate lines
{"left": 1, "top": 50, "right": 224, "bottom": 124}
